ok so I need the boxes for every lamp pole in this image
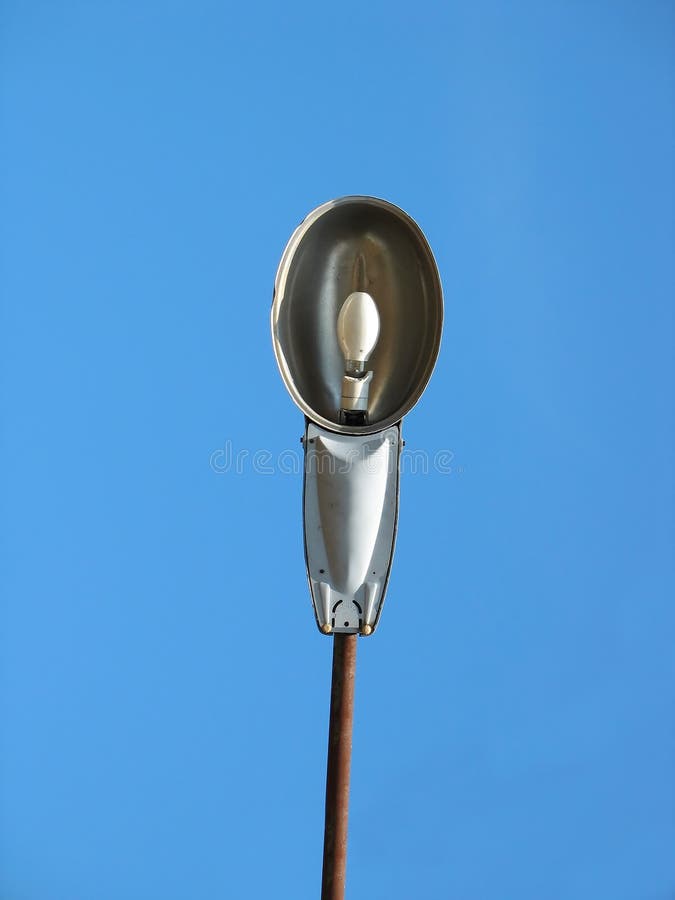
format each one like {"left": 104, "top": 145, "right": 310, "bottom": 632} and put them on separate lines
{"left": 321, "top": 634, "right": 358, "bottom": 900}
{"left": 271, "top": 196, "right": 443, "bottom": 900}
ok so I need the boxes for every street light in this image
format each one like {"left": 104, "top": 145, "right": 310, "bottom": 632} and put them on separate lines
{"left": 271, "top": 196, "right": 443, "bottom": 899}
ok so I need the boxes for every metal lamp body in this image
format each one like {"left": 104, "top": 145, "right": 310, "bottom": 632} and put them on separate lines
{"left": 272, "top": 197, "right": 443, "bottom": 436}
{"left": 303, "top": 422, "right": 401, "bottom": 635}
{"left": 272, "top": 196, "right": 443, "bottom": 635}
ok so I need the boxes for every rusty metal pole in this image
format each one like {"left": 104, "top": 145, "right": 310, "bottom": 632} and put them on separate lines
{"left": 321, "top": 633, "right": 358, "bottom": 900}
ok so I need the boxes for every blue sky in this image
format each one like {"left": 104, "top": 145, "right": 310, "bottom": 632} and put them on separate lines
{"left": 1, "top": 2, "right": 673, "bottom": 898}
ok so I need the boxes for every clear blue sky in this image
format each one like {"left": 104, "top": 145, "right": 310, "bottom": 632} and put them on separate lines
{"left": 1, "top": 2, "right": 673, "bottom": 898}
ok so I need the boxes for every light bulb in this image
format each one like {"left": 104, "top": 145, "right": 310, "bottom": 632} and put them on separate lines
{"left": 337, "top": 291, "right": 380, "bottom": 422}
{"left": 337, "top": 291, "right": 380, "bottom": 376}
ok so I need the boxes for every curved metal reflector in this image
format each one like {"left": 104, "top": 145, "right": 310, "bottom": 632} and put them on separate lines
{"left": 272, "top": 196, "right": 443, "bottom": 434}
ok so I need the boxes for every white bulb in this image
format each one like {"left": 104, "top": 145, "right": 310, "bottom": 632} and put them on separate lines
{"left": 337, "top": 291, "right": 380, "bottom": 375}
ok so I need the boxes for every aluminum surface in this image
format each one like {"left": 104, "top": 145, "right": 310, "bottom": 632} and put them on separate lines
{"left": 304, "top": 422, "right": 400, "bottom": 635}
{"left": 272, "top": 196, "right": 443, "bottom": 435}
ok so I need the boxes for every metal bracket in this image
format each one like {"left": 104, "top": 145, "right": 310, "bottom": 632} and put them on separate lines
{"left": 303, "top": 421, "right": 401, "bottom": 636}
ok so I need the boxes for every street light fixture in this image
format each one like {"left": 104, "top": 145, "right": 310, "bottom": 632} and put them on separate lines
{"left": 271, "top": 196, "right": 443, "bottom": 899}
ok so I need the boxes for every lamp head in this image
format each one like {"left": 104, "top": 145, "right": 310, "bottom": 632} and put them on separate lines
{"left": 272, "top": 196, "right": 443, "bottom": 434}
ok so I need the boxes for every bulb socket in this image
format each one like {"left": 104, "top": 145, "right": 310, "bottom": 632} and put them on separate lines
{"left": 340, "top": 370, "right": 373, "bottom": 413}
